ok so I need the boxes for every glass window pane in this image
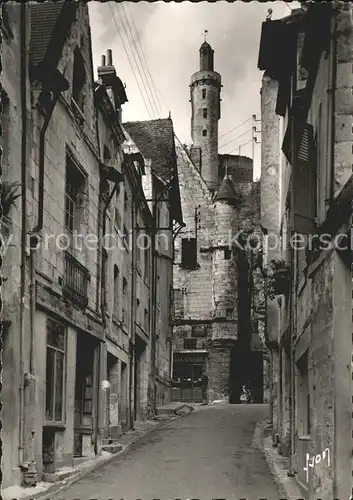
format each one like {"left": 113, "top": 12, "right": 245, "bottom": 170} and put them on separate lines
{"left": 45, "top": 347, "right": 55, "bottom": 420}
{"left": 54, "top": 352, "right": 64, "bottom": 421}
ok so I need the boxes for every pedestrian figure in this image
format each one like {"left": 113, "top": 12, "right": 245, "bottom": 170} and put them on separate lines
{"left": 240, "top": 384, "right": 248, "bottom": 404}
{"left": 201, "top": 370, "right": 208, "bottom": 404}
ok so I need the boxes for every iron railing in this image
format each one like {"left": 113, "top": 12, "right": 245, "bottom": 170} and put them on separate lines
{"left": 63, "top": 251, "right": 90, "bottom": 307}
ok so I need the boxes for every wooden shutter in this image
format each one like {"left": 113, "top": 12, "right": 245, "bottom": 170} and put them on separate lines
{"left": 292, "top": 123, "right": 317, "bottom": 234}
{"left": 181, "top": 238, "right": 197, "bottom": 269}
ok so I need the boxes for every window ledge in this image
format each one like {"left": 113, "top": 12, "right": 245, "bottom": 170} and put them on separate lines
{"left": 43, "top": 422, "right": 66, "bottom": 429}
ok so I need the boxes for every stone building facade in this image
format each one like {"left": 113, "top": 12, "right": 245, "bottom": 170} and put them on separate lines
{"left": 1, "top": 3, "right": 181, "bottom": 490}
{"left": 172, "top": 41, "right": 267, "bottom": 404}
{"left": 258, "top": 4, "right": 353, "bottom": 498}
{"left": 123, "top": 118, "right": 183, "bottom": 408}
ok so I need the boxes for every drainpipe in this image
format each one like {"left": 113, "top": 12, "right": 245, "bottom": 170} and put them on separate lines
{"left": 329, "top": 11, "right": 337, "bottom": 203}
{"left": 18, "top": 0, "right": 27, "bottom": 468}
{"left": 129, "top": 163, "right": 137, "bottom": 429}
{"left": 150, "top": 195, "right": 157, "bottom": 414}
{"left": 288, "top": 70, "right": 296, "bottom": 478}
{"left": 98, "top": 163, "right": 123, "bottom": 447}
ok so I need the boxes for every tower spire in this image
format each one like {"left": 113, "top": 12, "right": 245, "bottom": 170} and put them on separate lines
{"left": 204, "top": 29, "right": 208, "bottom": 42}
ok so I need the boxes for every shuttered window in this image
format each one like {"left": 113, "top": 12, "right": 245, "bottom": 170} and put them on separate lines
{"left": 283, "top": 121, "right": 317, "bottom": 235}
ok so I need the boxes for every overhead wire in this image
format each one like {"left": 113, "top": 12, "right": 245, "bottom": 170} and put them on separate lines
{"left": 123, "top": 2, "right": 164, "bottom": 117}
{"left": 108, "top": 3, "right": 154, "bottom": 118}
{"left": 108, "top": 3, "right": 258, "bottom": 169}
{"left": 118, "top": 3, "right": 162, "bottom": 118}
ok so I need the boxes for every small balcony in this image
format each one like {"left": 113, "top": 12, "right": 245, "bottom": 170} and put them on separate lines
{"left": 63, "top": 251, "right": 90, "bottom": 308}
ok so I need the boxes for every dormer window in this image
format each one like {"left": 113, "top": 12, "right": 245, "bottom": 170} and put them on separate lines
{"left": 72, "top": 48, "right": 86, "bottom": 112}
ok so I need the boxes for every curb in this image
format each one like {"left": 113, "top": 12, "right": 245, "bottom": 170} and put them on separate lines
{"left": 13, "top": 414, "right": 182, "bottom": 500}
{"left": 253, "top": 420, "right": 306, "bottom": 500}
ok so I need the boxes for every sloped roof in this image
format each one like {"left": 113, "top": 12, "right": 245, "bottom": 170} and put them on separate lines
{"left": 123, "top": 118, "right": 183, "bottom": 224}
{"left": 214, "top": 175, "right": 239, "bottom": 204}
{"left": 123, "top": 118, "right": 176, "bottom": 183}
{"left": 29, "top": 2, "right": 78, "bottom": 69}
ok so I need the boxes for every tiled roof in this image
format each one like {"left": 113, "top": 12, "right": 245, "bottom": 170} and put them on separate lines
{"left": 29, "top": 2, "right": 78, "bottom": 69}
{"left": 123, "top": 118, "right": 176, "bottom": 183}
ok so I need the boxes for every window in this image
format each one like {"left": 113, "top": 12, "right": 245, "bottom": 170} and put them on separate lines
{"left": 101, "top": 179, "right": 110, "bottom": 204}
{"left": 45, "top": 318, "right": 66, "bottom": 422}
{"left": 202, "top": 89, "right": 206, "bottom": 99}
{"left": 122, "top": 277, "right": 128, "bottom": 326}
{"left": 192, "top": 325, "right": 207, "bottom": 337}
{"left": 136, "top": 227, "right": 142, "bottom": 269}
{"left": 226, "top": 307, "right": 234, "bottom": 318}
{"left": 144, "top": 308, "right": 148, "bottom": 330}
{"left": 181, "top": 238, "right": 197, "bottom": 269}
{"left": 183, "top": 338, "right": 197, "bottom": 350}
{"left": 123, "top": 224, "right": 129, "bottom": 247}
{"left": 124, "top": 192, "right": 128, "bottom": 212}
{"left": 103, "top": 145, "right": 111, "bottom": 163}
{"left": 144, "top": 243, "right": 150, "bottom": 281}
{"left": 173, "top": 289, "right": 184, "bottom": 319}
{"left": 113, "top": 265, "right": 119, "bottom": 314}
{"left": 203, "top": 108, "right": 208, "bottom": 118}
{"left": 136, "top": 298, "right": 140, "bottom": 324}
{"left": 72, "top": 48, "right": 86, "bottom": 111}
{"left": 284, "top": 121, "right": 317, "bottom": 235}
{"left": 202, "top": 129, "right": 207, "bottom": 137}
{"left": 65, "top": 154, "right": 86, "bottom": 232}
{"left": 114, "top": 207, "right": 121, "bottom": 232}
{"left": 102, "top": 249, "right": 108, "bottom": 309}
{"left": 224, "top": 247, "right": 232, "bottom": 260}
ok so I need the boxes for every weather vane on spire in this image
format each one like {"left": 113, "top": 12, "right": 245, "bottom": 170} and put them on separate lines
{"left": 204, "top": 30, "right": 208, "bottom": 42}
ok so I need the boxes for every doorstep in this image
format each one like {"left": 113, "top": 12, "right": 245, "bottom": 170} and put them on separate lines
{"left": 1, "top": 414, "right": 180, "bottom": 500}
{"left": 253, "top": 420, "right": 308, "bottom": 500}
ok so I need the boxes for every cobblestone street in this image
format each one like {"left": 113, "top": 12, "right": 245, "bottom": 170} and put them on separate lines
{"left": 49, "top": 405, "right": 279, "bottom": 500}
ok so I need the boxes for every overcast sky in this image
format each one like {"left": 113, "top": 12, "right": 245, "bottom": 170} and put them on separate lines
{"left": 89, "top": 1, "right": 300, "bottom": 179}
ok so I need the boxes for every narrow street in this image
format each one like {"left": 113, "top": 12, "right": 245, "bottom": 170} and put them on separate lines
{"left": 50, "top": 405, "right": 280, "bottom": 500}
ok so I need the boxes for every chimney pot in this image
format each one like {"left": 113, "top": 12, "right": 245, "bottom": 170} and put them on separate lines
{"left": 101, "top": 55, "right": 106, "bottom": 66}
{"left": 107, "top": 49, "right": 112, "bottom": 66}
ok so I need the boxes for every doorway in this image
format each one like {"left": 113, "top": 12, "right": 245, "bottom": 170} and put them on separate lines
{"left": 172, "top": 362, "right": 203, "bottom": 402}
{"left": 74, "top": 332, "right": 98, "bottom": 457}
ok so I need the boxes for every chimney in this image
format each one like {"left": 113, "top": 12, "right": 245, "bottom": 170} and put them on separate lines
{"left": 97, "top": 48, "right": 117, "bottom": 87}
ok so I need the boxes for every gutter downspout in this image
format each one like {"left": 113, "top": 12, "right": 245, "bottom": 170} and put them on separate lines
{"left": 129, "top": 166, "right": 137, "bottom": 429}
{"left": 150, "top": 195, "right": 157, "bottom": 415}
{"left": 19, "top": 1, "right": 27, "bottom": 468}
{"left": 288, "top": 69, "right": 296, "bottom": 478}
{"left": 329, "top": 11, "right": 337, "bottom": 207}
